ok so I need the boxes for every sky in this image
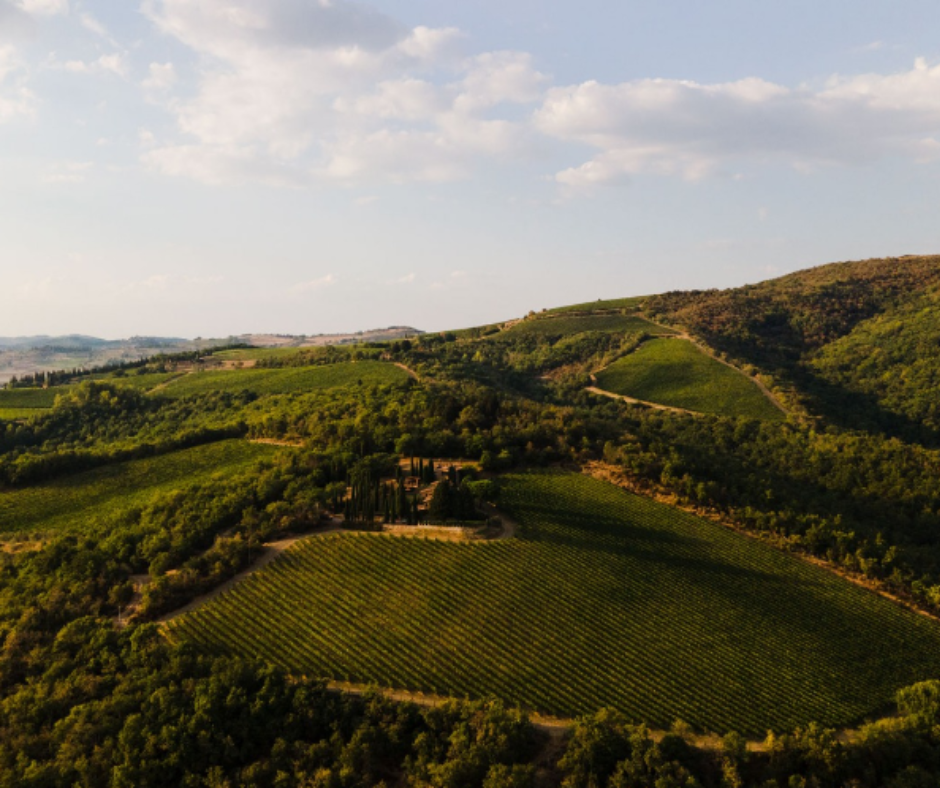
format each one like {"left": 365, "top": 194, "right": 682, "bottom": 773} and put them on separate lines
{"left": 2, "top": 1, "right": 940, "bottom": 338}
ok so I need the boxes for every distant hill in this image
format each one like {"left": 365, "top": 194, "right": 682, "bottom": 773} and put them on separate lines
{"left": 0, "top": 326, "right": 424, "bottom": 384}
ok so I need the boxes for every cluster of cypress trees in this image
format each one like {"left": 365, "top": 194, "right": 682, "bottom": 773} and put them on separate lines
{"left": 409, "top": 456, "right": 438, "bottom": 485}
{"left": 343, "top": 463, "right": 422, "bottom": 525}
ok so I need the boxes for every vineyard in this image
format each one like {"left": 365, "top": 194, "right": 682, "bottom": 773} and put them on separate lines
{"left": 0, "top": 387, "right": 58, "bottom": 409}
{"left": 595, "top": 337, "right": 783, "bottom": 419}
{"left": 501, "top": 314, "right": 668, "bottom": 337}
{"left": 157, "top": 361, "right": 409, "bottom": 398}
{"left": 93, "top": 371, "right": 184, "bottom": 391}
{"left": 212, "top": 347, "right": 312, "bottom": 362}
{"left": 545, "top": 296, "right": 648, "bottom": 314}
{"left": 0, "top": 440, "right": 277, "bottom": 536}
{"left": 169, "top": 470, "right": 940, "bottom": 735}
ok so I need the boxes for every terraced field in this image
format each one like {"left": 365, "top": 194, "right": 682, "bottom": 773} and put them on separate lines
{"left": 0, "top": 440, "right": 277, "bottom": 536}
{"left": 501, "top": 314, "right": 668, "bottom": 338}
{"left": 157, "top": 361, "right": 408, "bottom": 398}
{"left": 595, "top": 338, "right": 783, "bottom": 419}
{"left": 169, "top": 470, "right": 940, "bottom": 734}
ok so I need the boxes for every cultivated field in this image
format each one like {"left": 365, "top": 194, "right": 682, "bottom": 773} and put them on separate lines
{"left": 545, "top": 296, "right": 647, "bottom": 314}
{"left": 169, "top": 470, "right": 940, "bottom": 734}
{"left": 0, "top": 440, "right": 276, "bottom": 536}
{"left": 0, "top": 387, "right": 59, "bottom": 409}
{"left": 157, "top": 361, "right": 409, "bottom": 398}
{"left": 92, "top": 371, "right": 184, "bottom": 391}
{"left": 595, "top": 338, "right": 783, "bottom": 419}
{"left": 212, "top": 347, "right": 312, "bottom": 362}
{"left": 501, "top": 314, "right": 668, "bottom": 338}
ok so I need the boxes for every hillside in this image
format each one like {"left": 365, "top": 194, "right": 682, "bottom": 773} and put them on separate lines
{"left": 646, "top": 254, "right": 940, "bottom": 442}
{"left": 2, "top": 256, "right": 940, "bottom": 785}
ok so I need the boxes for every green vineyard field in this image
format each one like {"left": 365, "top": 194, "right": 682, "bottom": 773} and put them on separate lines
{"left": 169, "top": 470, "right": 940, "bottom": 735}
{"left": 157, "top": 361, "right": 409, "bottom": 398}
{"left": 0, "top": 440, "right": 277, "bottom": 536}
{"left": 595, "top": 338, "right": 783, "bottom": 419}
{"left": 212, "top": 347, "right": 313, "bottom": 362}
{"left": 502, "top": 314, "right": 668, "bottom": 338}
{"left": 0, "top": 387, "right": 58, "bottom": 409}
{"left": 93, "top": 371, "right": 184, "bottom": 391}
{"left": 545, "top": 296, "right": 647, "bottom": 314}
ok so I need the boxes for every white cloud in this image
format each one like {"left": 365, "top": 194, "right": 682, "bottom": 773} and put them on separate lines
{"left": 0, "top": 44, "right": 33, "bottom": 122}
{"left": 537, "top": 60, "right": 940, "bottom": 186}
{"left": 454, "top": 51, "right": 547, "bottom": 113}
{"left": 142, "top": 61, "right": 176, "bottom": 91}
{"left": 62, "top": 52, "right": 128, "bottom": 78}
{"left": 853, "top": 40, "right": 885, "bottom": 54}
{"left": 80, "top": 12, "right": 108, "bottom": 38}
{"left": 145, "top": 0, "right": 407, "bottom": 56}
{"left": 42, "top": 160, "right": 92, "bottom": 183}
{"left": 141, "top": 0, "right": 537, "bottom": 186}
{"left": 16, "top": 0, "right": 67, "bottom": 16}
{"left": 139, "top": 1, "right": 940, "bottom": 191}
{"left": 293, "top": 274, "right": 336, "bottom": 293}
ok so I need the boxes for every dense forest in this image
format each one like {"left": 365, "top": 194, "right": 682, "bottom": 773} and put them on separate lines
{"left": 2, "top": 255, "right": 940, "bottom": 786}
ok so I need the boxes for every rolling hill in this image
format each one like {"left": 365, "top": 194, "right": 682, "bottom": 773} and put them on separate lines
{"left": 4, "top": 255, "right": 940, "bottom": 786}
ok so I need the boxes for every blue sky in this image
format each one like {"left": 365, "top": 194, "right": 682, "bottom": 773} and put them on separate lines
{"left": 2, "top": 0, "right": 939, "bottom": 338}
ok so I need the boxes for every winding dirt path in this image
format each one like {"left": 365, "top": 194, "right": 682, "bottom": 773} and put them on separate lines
{"left": 586, "top": 384, "right": 704, "bottom": 417}
{"left": 392, "top": 361, "right": 419, "bottom": 380}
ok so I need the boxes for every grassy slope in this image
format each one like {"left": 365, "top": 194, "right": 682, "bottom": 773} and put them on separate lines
{"left": 158, "top": 361, "right": 408, "bottom": 398}
{"left": 0, "top": 440, "right": 276, "bottom": 536}
{"left": 502, "top": 314, "right": 668, "bottom": 338}
{"left": 169, "top": 470, "right": 940, "bottom": 735}
{"left": 595, "top": 338, "right": 783, "bottom": 419}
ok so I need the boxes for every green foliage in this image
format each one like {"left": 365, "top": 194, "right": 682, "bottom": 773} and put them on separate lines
{"left": 0, "top": 440, "right": 275, "bottom": 536}
{"left": 595, "top": 338, "right": 783, "bottom": 419}
{"left": 171, "top": 471, "right": 940, "bottom": 735}
{"left": 0, "top": 408, "right": 46, "bottom": 421}
{"left": 896, "top": 681, "right": 940, "bottom": 725}
{"left": 810, "top": 292, "right": 940, "bottom": 435}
